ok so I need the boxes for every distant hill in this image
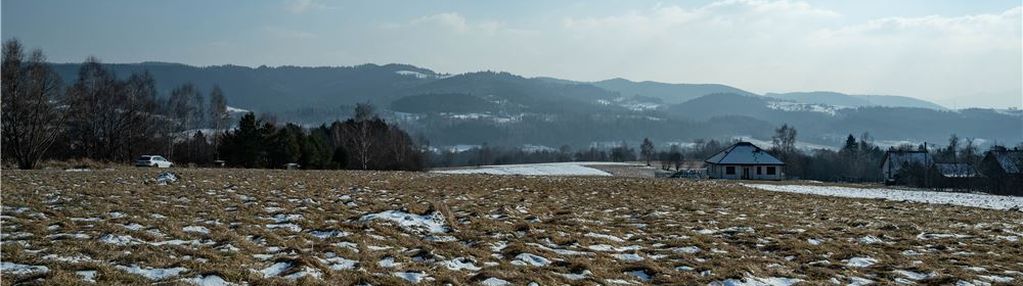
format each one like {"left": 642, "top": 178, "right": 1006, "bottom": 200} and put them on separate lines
{"left": 766, "top": 91, "right": 946, "bottom": 110}
{"left": 48, "top": 61, "right": 1019, "bottom": 148}
{"left": 50, "top": 62, "right": 439, "bottom": 112}
{"left": 592, "top": 78, "right": 755, "bottom": 104}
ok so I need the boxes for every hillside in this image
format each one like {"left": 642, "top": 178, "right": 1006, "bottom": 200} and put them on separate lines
{"left": 592, "top": 78, "right": 755, "bottom": 104}
{"left": 48, "top": 62, "right": 1021, "bottom": 148}
{"left": 766, "top": 92, "right": 947, "bottom": 110}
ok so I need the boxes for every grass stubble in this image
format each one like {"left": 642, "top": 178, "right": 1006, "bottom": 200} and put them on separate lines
{"left": 1, "top": 168, "right": 1021, "bottom": 285}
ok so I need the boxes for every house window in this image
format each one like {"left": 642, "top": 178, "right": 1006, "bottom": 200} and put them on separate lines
{"left": 726, "top": 166, "right": 735, "bottom": 175}
{"left": 757, "top": 167, "right": 762, "bottom": 175}
{"left": 767, "top": 167, "right": 776, "bottom": 175}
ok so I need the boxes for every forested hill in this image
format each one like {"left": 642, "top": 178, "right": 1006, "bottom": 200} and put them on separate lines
{"left": 49, "top": 62, "right": 1021, "bottom": 148}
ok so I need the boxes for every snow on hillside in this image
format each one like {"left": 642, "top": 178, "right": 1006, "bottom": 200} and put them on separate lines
{"left": 395, "top": 70, "right": 431, "bottom": 79}
{"left": 733, "top": 136, "right": 836, "bottom": 151}
{"left": 743, "top": 183, "right": 1023, "bottom": 211}
{"left": 225, "top": 106, "right": 249, "bottom": 113}
{"left": 434, "top": 162, "right": 638, "bottom": 176}
{"left": 766, "top": 101, "right": 845, "bottom": 116}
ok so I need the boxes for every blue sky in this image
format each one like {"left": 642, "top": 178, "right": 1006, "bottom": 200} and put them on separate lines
{"left": 3, "top": 0, "right": 1021, "bottom": 108}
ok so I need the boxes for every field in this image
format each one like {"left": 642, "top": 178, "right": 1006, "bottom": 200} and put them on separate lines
{"left": 2, "top": 168, "right": 1022, "bottom": 285}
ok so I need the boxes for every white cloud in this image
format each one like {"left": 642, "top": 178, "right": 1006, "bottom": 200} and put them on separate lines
{"left": 359, "top": 1, "right": 1021, "bottom": 108}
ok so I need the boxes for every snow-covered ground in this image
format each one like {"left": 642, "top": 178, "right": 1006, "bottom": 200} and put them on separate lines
{"left": 434, "top": 162, "right": 638, "bottom": 176}
{"left": 743, "top": 183, "right": 1023, "bottom": 211}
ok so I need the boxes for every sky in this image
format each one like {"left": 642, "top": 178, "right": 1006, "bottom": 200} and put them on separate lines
{"left": 2, "top": 0, "right": 1021, "bottom": 108}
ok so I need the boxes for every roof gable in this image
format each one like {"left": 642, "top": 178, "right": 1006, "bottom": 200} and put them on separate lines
{"left": 883, "top": 151, "right": 933, "bottom": 168}
{"left": 705, "top": 142, "right": 784, "bottom": 165}
{"left": 988, "top": 150, "right": 1023, "bottom": 174}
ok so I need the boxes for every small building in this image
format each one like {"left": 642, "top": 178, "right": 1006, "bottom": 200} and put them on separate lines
{"left": 880, "top": 150, "right": 933, "bottom": 184}
{"left": 979, "top": 148, "right": 1023, "bottom": 195}
{"left": 704, "top": 142, "right": 784, "bottom": 180}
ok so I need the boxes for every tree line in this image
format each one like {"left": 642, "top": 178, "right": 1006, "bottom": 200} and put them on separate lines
{"left": 2, "top": 39, "right": 424, "bottom": 171}
{"left": 213, "top": 104, "right": 424, "bottom": 170}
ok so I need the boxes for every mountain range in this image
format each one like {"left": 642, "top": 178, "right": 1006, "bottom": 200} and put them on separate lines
{"left": 49, "top": 62, "right": 1022, "bottom": 149}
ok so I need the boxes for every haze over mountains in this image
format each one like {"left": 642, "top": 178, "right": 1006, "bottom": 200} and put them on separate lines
{"left": 50, "top": 62, "right": 1022, "bottom": 149}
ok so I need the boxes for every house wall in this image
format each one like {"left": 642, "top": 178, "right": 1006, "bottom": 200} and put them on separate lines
{"left": 707, "top": 164, "right": 784, "bottom": 180}
{"left": 881, "top": 159, "right": 895, "bottom": 182}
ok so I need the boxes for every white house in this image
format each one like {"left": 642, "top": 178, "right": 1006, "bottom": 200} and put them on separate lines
{"left": 704, "top": 142, "right": 785, "bottom": 180}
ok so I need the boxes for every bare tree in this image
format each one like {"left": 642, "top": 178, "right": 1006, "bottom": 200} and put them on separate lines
{"left": 208, "top": 85, "right": 228, "bottom": 131}
{"left": 121, "top": 71, "right": 162, "bottom": 160}
{"left": 640, "top": 137, "right": 655, "bottom": 166}
{"left": 772, "top": 124, "right": 798, "bottom": 153}
{"left": 168, "top": 83, "right": 203, "bottom": 131}
{"left": 1, "top": 40, "right": 67, "bottom": 169}
{"left": 346, "top": 103, "right": 377, "bottom": 169}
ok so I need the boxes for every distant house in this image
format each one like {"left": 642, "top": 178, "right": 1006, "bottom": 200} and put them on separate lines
{"left": 704, "top": 142, "right": 784, "bottom": 180}
{"left": 880, "top": 150, "right": 933, "bottom": 184}
{"left": 979, "top": 148, "right": 1023, "bottom": 195}
{"left": 931, "top": 163, "right": 980, "bottom": 189}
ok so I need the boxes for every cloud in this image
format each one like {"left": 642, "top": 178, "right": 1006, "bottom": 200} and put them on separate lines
{"left": 362, "top": 1, "right": 1020, "bottom": 107}
{"left": 816, "top": 6, "right": 1022, "bottom": 50}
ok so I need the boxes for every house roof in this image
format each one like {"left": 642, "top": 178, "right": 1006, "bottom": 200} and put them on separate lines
{"left": 934, "top": 163, "right": 978, "bottom": 178}
{"left": 882, "top": 151, "right": 933, "bottom": 168}
{"left": 704, "top": 142, "right": 784, "bottom": 165}
{"left": 987, "top": 150, "right": 1023, "bottom": 174}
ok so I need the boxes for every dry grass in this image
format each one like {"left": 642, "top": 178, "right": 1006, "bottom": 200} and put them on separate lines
{"left": 2, "top": 168, "right": 1021, "bottom": 285}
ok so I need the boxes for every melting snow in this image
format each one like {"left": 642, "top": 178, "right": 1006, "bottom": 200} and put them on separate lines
{"left": 435, "top": 162, "right": 628, "bottom": 176}
{"left": 511, "top": 253, "right": 551, "bottom": 267}
{"left": 628, "top": 270, "right": 653, "bottom": 281}
{"left": 556, "top": 270, "right": 592, "bottom": 280}
{"left": 393, "top": 271, "right": 430, "bottom": 283}
{"left": 481, "top": 277, "right": 512, "bottom": 286}
{"left": 846, "top": 257, "right": 878, "bottom": 268}
{"left": 895, "top": 270, "right": 935, "bottom": 281}
{"left": 613, "top": 253, "right": 645, "bottom": 262}
{"left": 183, "top": 226, "right": 210, "bottom": 234}
{"left": 265, "top": 223, "right": 302, "bottom": 232}
{"left": 585, "top": 232, "right": 625, "bottom": 242}
{"left": 672, "top": 246, "right": 702, "bottom": 254}
{"left": 359, "top": 210, "right": 449, "bottom": 234}
{"left": 99, "top": 234, "right": 140, "bottom": 245}
{"left": 184, "top": 274, "right": 236, "bottom": 286}
{"left": 743, "top": 183, "right": 1023, "bottom": 210}
{"left": 319, "top": 252, "right": 358, "bottom": 270}
{"left": 76, "top": 270, "right": 97, "bottom": 282}
{"left": 710, "top": 275, "right": 803, "bottom": 286}
{"left": 442, "top": 257, "right": 481, "bottom": 271}
{"left": 116, "top": 264, "right": 188, "bottom": 280}
{"left": 1, "top": 262, "right": 50, "bottom": 276}
{"left": 309, "top": 229, "right": 349, "bottom": 239}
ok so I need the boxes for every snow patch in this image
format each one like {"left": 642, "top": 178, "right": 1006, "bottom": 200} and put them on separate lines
{"left": 116, "top": 264, "right": 188, "bottom": 280}
{"left": 1, "top": 262, "right": 50, "bottom": 276}
{"left": 435, "top": 162, "right": 628, "bottom": 176}
{"left": 511, "top": 253, "right": 551, "bottom": 267}
{"left": 845, "top": 257, "right": 878, "bottom": 268}
{"left": 743, "top": 183, "right": 1023, "bottom": 210}
{"left": 359, "top": 210, "right": 449, "bottom": 235}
